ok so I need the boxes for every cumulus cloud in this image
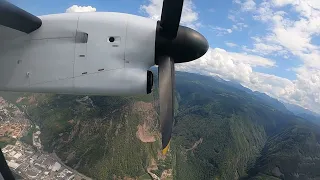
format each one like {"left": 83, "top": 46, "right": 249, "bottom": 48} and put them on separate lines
{"left": 176, "top": 48, "right": 254, "bottom": 83}
{"left": 66, "top": 5, "right": 96, "bottom": 13}
{"left": 231, "top": 0, "right": 320, "bottom": 113}
{"left": 275, "top": 66, "right": 320, "bottom": 112}
{"left": 140, "top": 0, "right": 200, "bottom": 29}
{"left": 245, "top": 0, "right": 320, "bottom": 65}
{"left": 176, "top": 48, "right": 275, "bottom": 84}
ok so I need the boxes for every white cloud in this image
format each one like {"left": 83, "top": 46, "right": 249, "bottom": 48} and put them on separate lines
{"left": 243, "top": 40, "right": 288, "bottom": 56}
{"left": 254, "top": 43, "right": 283, "bottom": 53}
{"left": 252, "top": 2, "right": 320, "bottom": 63}
{"left": 230, "top": 0, "right": 320, "bottom": 113}
{"left": 227, "top": 52, "right": 275, "bottom": 67}
{"left": 228, "top": 10, "right": 248, "bottom": 31}
{"left": 140, "top": 0, "right": 200, "bottom": 29}
{"left": 242, "top": 0, "right": 256, "bottom": 11}
{"left": 272, "top": 0, "right": 294, "bottom": 7}
{"left": 280, "top": 67, "right": 320, "bottom": 112}
{"left": 177, "top": 48, "right": 275, "bottom": 84}
{"left": 247, "top": 72, "right": 294, "bottom": 99}
{"left": 234, "top": 0, "right": 256, "bottom": 11}
{"left": 210, "top": 26, "right": 233, "bottom": 36}
{"left": 66, "top": 5, "right": 96, "bottom": 13}
{"left": 249, "top": 1, "right": 320, "bottom": 63}
{"left": 228, "top": 9, "right": 245, "bottom": 22}
{"left": 225, "top": 42, "right": 238, "bottom": 47}
{"left": 232, "top": 22, "right": 248, "bottom": 31}
{"left": 177, "top": 48, "right": 254, "bottom": 83}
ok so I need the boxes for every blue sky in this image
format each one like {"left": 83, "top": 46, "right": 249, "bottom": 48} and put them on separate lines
{"left": 10, "top": 0, "right": 320, "bottom": 114}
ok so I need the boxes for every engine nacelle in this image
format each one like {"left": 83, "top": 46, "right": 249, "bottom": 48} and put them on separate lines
{"left": 0, "top": 12, "right": 156, "bottom": 96}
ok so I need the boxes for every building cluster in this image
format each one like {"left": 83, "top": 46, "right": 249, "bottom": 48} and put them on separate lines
{"left": 1, "top": 96, "right": 90, "bottom": 180}
{"left": 0, "top": 122, "right": 26, "bottom": 138}
{"left": 0, "top": 96, "right": 30, "bottom": 138}
{"left": 3, "top": 141, "right": 75, "bottom": 180}
{"left": 33, "top": 126, "right": 42, "bottom": 150}
{"left": 0, "top": 97, "right": 20, "bottom": 121}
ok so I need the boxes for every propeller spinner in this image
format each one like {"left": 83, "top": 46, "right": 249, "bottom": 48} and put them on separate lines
{"left": 156, "top": 0, "right": 209, "bottom": 155}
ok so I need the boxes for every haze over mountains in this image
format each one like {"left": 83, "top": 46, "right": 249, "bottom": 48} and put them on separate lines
{"left": 1, "top": 71, "right": 320, "bottom": 180}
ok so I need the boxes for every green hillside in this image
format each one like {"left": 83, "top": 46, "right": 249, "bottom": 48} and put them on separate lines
{"left": 3, "top": 71, "right": 320, "bottom": 179}
{"left": 248, "top": 124, "right": 320, "bottom": 180}
{"left": 17, "top": 94, "right": 164, "bottom": 179}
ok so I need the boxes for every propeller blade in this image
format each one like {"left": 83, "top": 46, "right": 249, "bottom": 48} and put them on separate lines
{"left": 158, "top": 56, "right": 175, "bottom": 155}
{"left": 0, "top": 0, "right": 42, "bottom": 33}
{"left": 159, "top": 0, "right": 184, "bottom": 40}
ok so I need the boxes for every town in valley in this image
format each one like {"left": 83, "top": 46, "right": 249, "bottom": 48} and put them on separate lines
{"left": 0, "top": 96, "right": 90, "bottom": 180}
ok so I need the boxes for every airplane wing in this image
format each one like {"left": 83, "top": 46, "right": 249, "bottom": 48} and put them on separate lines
{"left": 0, "top": 0, "right": 42, "bottom": 41}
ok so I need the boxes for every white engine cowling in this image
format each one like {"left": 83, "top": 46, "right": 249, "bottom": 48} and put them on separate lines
{"left": 0, "top": 12, "right": 156, "bottom": 95}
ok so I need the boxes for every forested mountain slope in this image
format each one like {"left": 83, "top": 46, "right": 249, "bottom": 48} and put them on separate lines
{"left": 1, "top": 71, "right": 320, "bottom": 180}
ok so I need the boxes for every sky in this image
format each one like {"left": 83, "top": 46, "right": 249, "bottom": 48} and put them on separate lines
{"left": 10, "top": 0, "right": 320, "bottom": 114}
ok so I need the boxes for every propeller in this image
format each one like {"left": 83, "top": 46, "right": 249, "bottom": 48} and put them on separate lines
{"left": 155, "top": 0, "right": 209, "bottom": 155}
